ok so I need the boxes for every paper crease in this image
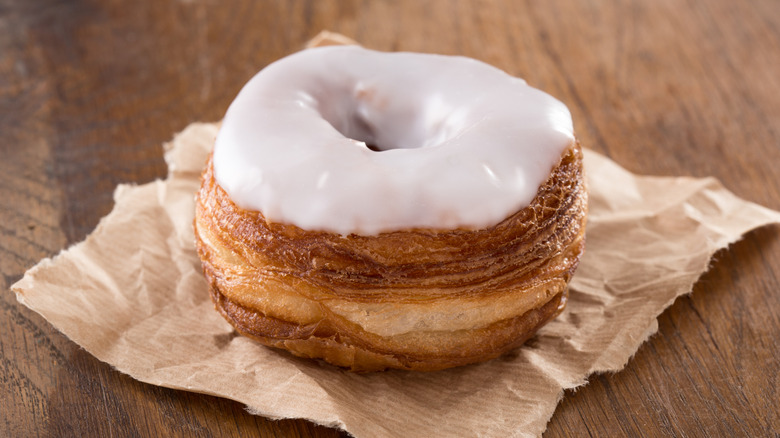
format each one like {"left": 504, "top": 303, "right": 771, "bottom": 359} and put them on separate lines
{"left": 11, "top": 122, "right": 780, "bottom": 438}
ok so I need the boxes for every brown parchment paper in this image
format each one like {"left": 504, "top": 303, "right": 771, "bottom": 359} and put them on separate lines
{"left": 12, "top": 122, "right": 780, "bottom": 438}
{"left": 11, "top": 34, "right": 780, "bottom": 437}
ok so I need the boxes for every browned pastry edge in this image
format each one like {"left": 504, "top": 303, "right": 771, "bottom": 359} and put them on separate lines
{"left": 194, "top": 140, "right": 587, "bottom": 371}
{"left": 207, "top": 277, "right": 568, "bottom": 371}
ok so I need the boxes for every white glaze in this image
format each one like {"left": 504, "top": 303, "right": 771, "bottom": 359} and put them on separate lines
{"left": 213, "top": 46, "right": 574, "bottom": 235}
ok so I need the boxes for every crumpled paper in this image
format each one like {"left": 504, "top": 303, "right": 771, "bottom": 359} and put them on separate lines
{"left": 12, "top": 121, "right": 780, "bottom": 437}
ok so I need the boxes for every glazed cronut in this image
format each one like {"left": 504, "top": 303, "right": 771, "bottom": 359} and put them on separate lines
{"left": 194, "top": 141, "right": 587, "bottom": 371}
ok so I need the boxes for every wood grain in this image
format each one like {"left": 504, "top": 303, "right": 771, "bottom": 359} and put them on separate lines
{"left": 2, "top": 0, "right": 778, "bottom": 436}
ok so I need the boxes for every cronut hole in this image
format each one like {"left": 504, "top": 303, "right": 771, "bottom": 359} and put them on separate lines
{"left": 319, "top": 92, "right": 457, "bottom": 152}
{"left": 333, "top": 113, "right": 388, "bottom": 151}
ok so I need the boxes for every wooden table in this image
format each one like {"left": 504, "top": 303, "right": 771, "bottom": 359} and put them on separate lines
{"left": 2, "top": 1, "right": 778, "bottom": 436}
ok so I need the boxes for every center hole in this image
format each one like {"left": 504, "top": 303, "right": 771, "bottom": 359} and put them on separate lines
{"left": 317, "top": 89, "right": 440, "bottom": 152}
{"left": 326, "top": 110, "right": 398, "bottom": 152}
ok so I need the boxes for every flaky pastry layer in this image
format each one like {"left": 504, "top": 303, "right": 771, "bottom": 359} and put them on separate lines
{"left": 194, "top": 141, "right": 587, "bottom": 371}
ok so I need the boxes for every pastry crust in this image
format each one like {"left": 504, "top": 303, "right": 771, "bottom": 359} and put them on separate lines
{"left": 194, "top": 140, "right": 587, "bottom": 371}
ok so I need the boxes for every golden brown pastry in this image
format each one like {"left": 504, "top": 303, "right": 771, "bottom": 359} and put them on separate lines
{"left": 194, "top": 142, "right": 586, "bottom": 371}
{"left": 194, "top": 45, "right": 587, "bottom": 371}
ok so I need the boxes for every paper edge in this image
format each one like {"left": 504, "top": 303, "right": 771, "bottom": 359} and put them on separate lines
{"left": 11, "top": 141, "right": 780, "bottom": 438}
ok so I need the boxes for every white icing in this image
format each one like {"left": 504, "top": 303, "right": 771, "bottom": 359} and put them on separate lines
{"left": 213, "top": 46, "right": 574, "bottom": 235}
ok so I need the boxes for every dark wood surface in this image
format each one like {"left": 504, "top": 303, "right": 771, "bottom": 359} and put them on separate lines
{"left": 2, "top": 1, "right": 779, "bottom": 436}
